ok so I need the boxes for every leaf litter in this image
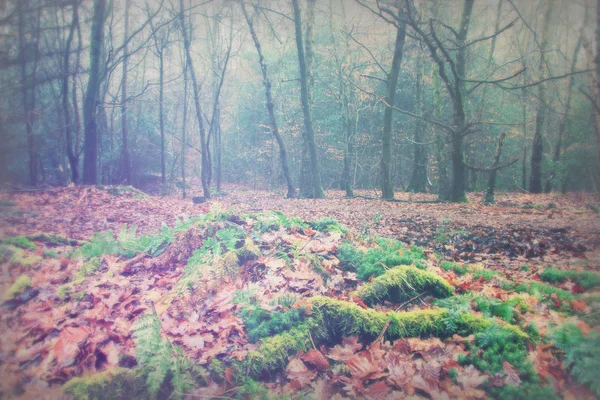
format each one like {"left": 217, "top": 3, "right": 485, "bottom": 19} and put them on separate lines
{"left": 0, "top": 185, "right": 598, "bottom": 399}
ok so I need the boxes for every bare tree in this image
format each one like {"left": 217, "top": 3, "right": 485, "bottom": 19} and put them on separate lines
{"left": 241, "top": 2, "right": 295, "bottom": 198}
{"left": 291, "top": 0, "right": 324, "bottom": 198}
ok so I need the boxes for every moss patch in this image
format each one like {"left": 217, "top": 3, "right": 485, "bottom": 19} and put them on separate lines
{"left": 63, "top": 368, "right": 147, "bottom": 400}
{"left": 5, "top": 275, "right": 31, "bottom": 299}
{"left": 2, "top": 236, "right": 36, "bottom": 250}
{"left": 540, "top": 268, "right": 600, "bottom": 290}
{"left": 350, "top": 265, "right": 454, "bottom": 306}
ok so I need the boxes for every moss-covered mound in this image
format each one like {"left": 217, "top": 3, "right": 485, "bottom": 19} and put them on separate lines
{"left": 243, "top": 296, "right": 528, "bottom": 377}
{"left": 350, "top": 265, "right": 454, "bottom": 306}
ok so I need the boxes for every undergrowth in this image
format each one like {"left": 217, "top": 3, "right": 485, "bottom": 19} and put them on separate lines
{"left": 5, "top": 274, "right": 31, "bottom": 299}
{"left": 239, "top": 305, "right": 306, "bottom": 342}
{"left": 440, "top": 261, "right": 498, "bottom": 281}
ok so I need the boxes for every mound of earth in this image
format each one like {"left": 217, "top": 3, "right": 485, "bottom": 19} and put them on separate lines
{"left": 1, "top": 198, "right": 599, "bottom": 399}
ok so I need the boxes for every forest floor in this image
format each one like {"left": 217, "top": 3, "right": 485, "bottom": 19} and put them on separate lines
{"left": 0, "top": 184, "right": 599, "bottom": 399}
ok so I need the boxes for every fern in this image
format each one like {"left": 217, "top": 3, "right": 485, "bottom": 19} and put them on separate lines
{"left": 215, "top": 228, "right": 243, "bottom": 251}
{"left": 133, "top": 313, "right": 204, "bottom": 399}
{"left": 550, "top": 324, "right": 600, "bottom": 395}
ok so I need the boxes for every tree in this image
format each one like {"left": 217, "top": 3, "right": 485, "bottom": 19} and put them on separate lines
{"left": 178, "top": 0, "right": 210, "bottom": 198}
{"left": 120, "top": 0, "right": 132, "bottom": 185}
{"left": 291, "top": 0, "right": 324, "bottom": 199}
{"left": 529, "top": 2, "right": 553, "bottom": 193}
{"left": 241, "top": 2, "right": 295, "bottom": 198}
{"left": 82, "top": 0, "right": 107, "bottom": 185}
{"left": 406, "top": 51, "right": 427, "bottom": 193}
{"left": 61, "top": 1, "right": 81, "bottom": 184}
{"left": 380, "top": 7, "right": 407, "bottom": 200}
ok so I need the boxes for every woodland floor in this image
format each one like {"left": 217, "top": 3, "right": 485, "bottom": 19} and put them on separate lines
{"left": 0, "top": 184, "right": 599, "bottom": 399}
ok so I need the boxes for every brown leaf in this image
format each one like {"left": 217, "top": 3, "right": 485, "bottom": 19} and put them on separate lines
{"left": 300, "top": 349, "right": 330, "bottom": 372}
{"left": 456, "top": 365, "right": 487, "bottom": 390}
{"left": 503, "top": 361, "right": 522, "bottom": 387}
{"left": 53, "top": 326, "right": 90, "bottom": 368}
{"left": 286, "top": 358, "right": 316, "bottom": 388}
{"left": 364, "top": 380, "right": 390, "bottom": 399}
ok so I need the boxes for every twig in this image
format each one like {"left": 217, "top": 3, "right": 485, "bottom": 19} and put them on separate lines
{"left": 395, "top": 292, "right": 425, "bottom": 311}
{"left": 309, "top": 331, "right": 317, "bottom": 350}
{"left": 373, "top": 319, "right": 391, "bottom": 346}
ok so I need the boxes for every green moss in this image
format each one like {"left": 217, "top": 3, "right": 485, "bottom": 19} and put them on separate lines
{"left": 43, "top": 249, "right": 59, "bottom": 258}
{"left": 9, "top": 247, "right": 42, "bottom": 267}
{"left": 245, "top": 326, "right": 312, "bottom": 376}
{"left": 515, "top": 282, "right": 574, "bottom": 306}
{"left": 239, "top": 305, "right": 306, "bottom": 342}
{"left": 63, "top": 368, "right": 147, "bottom": 400}
{"left": 540, "top": 268, "right": 600, "bottom": 290}
{"left": 2, "top": 236, "right": 36, "bottom": 250}
{"left": 308, "top": 217, "right": 348, "bottom": 233}
{"left": 57, "top": 284, "right": 70, "bottom": 300}
{"left": 440, "top": 261, "right": 468, "bottom": 275}
{"left": 27, "top": 233, "right": 81, "bottom": 246}
{"left": 336, "top": 238, "right": 427, "bottom": 280}
{"left": 5, "top": 274, "right": 31, "bottom": 299}
{"left": 350, "top": 265, "right": 453, "bottom": 306}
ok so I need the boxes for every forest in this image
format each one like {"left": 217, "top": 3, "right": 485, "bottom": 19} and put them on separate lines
{"left": 0, "top": 0, "right": 600, "bottom": 399}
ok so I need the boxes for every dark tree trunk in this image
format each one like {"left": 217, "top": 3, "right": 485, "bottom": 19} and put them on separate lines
{"left": 382, "top": 13, "right": 407, "bottom": 199}
{"left": 62, "top": 2, "right": 79, "bottom": 183}
{"left": 529, "top": 3, "right": 553, "bottom": 193}
{"left": 291, "top": 0, "right": 324, "bottom": 198}
{"left": 241, "top": 3, "right": 295, "bottom": 198}
{"left": 484, "top": 131, "right": 508, "bottom": 204}
{"left": 19, "top": 0, "right": 40, "bottom": 186}
{"left": 407, "top": 53, "right": 427, "bottom": 193}
{"left": 181, "top": 59, "right": 188, "bottom": 199}
{"left": 83, "top": 0, "right": 107, "bottom": 185}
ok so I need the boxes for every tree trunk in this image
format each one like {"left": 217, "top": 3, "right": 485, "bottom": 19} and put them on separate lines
{"left": 484, "top": 131, "right": 508, "bottom": 204}
{"left": 62, "top": 2, "right": 79, "bottom": 183}
{"left": 242, "top": 3, "right": 295, "bottom": 198}
{"left": 291, "top": 0, "right": 324, "bottom": 198}
{"left": 159, "top": 48, "right": 166, "bottom": 195}
{"left": 432, "top": 65, "right": 449, "bottom": 200}
{"left": 381, "top": 13, "right": 407, "bottom": 199}
{"left": 83, "top": 0, "right": 107, "bottom": 185}
{"left": 181, "top": 59, "right": 188, "bottom": 199}
{"left": 120, "top": 0, "right": 132, "bottom": 185}
{"left": 179, "top": 0, "right": 209, "bottom": 198}
{"left": 449, "top": 0, "right": 474, "bottom": 203}
{"left": 529, "top": 2, "right": 553, "bottom": 193}
{"left": 19, "top": 0, "right": 39, "bottom": 186}
{"left": 407, "top": 52, "right": 427, "bottom": 193}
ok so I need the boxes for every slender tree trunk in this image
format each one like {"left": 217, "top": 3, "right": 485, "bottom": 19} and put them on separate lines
{"left": 407, "top": 52, "right": 427, "bottom": 192}
{"left": 546, "top": 17, "right": 585, "bottom": 192}
{"left": 62, "top": 2, "right": 79, "bottom": 183}
{"left": 484, "top": 131, "right": 508, "bottom": 204}
{"left": 83, "top": 0, "right": 107, "bottom": 184}
{"left": 159, "top": 48, "right": 166, "bottom": 195}
{"left": 179, "top": 0, "right": 209, "bottom": 198}
{"left": 381, "top": 13, "right": 407, "bottom": 199}
{"left": 181, "top": 59, "right": 188, "bottom": 199}
{"left": 241, "top": 3, "right": 295, "bottom": 198}
{"left": 529, "top": 2, "right": 553, "bottom": 193}
{"left": 291, "top": 0, "right": 324, "bottom": 198}
{"left": 120, "top": 0, "right": 131, "bottom": 185}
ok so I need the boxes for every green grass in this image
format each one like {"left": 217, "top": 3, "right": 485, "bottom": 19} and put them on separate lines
{"left": 514, "top": 281, "right": 574, "bottom": 307}
{"left": 43, "top": 250, "right": 59, "bottom": 258}
{"left": 540, "top": 268, "right": 600, "bottom": 290}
